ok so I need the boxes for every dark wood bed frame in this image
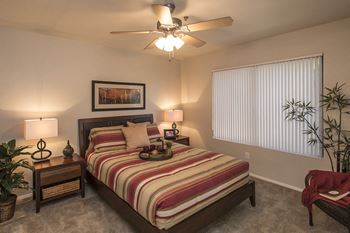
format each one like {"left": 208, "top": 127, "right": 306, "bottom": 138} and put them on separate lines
{"left": 78, "top": 114, "right": 255, "bottom": 233}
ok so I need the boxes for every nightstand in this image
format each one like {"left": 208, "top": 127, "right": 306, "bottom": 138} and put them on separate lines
{"left": 168, "top": 135, "right": 190, "bottom": 146}
{"left": 32, "top": 155, "right": 85, "bottom": 213}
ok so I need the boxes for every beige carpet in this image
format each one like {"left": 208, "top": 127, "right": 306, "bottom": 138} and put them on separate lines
{"left": 0, "top": 178, "right": 346, "bottom": 233}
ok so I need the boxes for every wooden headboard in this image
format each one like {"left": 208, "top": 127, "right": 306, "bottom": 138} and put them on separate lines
{"left": 78, "top": 114, "right": 154, "bottom": 157}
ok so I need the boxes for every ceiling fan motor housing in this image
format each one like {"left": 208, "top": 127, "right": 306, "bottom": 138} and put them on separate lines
{"left": 157, "top": 17, "right": 182, "bottom": 31}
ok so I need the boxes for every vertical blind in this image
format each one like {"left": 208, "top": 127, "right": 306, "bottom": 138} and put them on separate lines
{"left": 212, "top": 56, "right": 322, "bottom": 157}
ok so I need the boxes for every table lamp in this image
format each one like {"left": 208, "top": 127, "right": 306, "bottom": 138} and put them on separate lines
{"left": 24, "top": 118, "right": 58, "bottom": 163}
{"left": 164, "top": 109, "right": 183, "bottom": 136}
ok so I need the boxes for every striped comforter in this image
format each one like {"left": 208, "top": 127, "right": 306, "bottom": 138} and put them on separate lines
{"left": 86, "top": 143, "right": 249, "bottom": 230}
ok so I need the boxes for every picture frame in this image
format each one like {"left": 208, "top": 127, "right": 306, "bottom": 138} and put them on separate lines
{"left": 164, "top": 129, "right": 176, "bottom": 140}
{"left": 92, "top": 80, "right": 145, "bottom": 111}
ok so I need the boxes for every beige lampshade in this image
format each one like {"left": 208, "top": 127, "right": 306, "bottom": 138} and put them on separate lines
{"left": 164, "top": 109, "right": 183, "bottom": 122}
{"left": 24, "top": 118, "right": 58, "bottom": 140}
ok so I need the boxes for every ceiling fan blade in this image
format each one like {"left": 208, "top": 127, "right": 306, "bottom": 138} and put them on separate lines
{"left": 144, "top": 38, "right": 158, "bottom": 50}
{"left": 184, "top": 17, "right": 233, "bottom": 32}
{"left": 182, "top": 35, "right": 206, "bottom": 48}
{"left": 152, "top": 4, "right": 173, "bottom": 25}
{"left": 110, "top": 30, "right": 161, "bottom": 35}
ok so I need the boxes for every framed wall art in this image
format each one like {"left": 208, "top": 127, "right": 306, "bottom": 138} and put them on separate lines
{"left": 92, "top": 81, "right": 145, "bottom": 111}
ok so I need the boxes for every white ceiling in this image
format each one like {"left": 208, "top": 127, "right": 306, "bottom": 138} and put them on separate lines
{"left": 1, "top": 0, "right": 350, "bottom": 59}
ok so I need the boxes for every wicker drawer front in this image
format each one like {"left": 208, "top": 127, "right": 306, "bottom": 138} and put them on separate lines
{"left": 40, "top": 164, "right": 81, "bottom": 186}
{"left": 42, "top": 179, "right": 80, "bottom": 200}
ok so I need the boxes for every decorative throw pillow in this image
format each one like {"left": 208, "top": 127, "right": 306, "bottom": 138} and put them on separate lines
{"left": 146, "top": 123, "right": 162, "bottom": 142}
{"left": 122, "top": 124, "right": 150, "bottom": 149}
{"left": 127, "top": 122, "right": 162, "bottom": 143}
{"left": 89, "top": 125, "right": 126, "bottom": 152}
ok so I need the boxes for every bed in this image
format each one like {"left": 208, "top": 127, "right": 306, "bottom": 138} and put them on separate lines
{"left": 78, "top": 114, "right": 255, "bottom": 233}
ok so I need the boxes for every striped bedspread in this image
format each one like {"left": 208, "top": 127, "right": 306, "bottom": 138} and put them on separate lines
{"left": 86, "top": 143, "right": 249, "bottom": 230}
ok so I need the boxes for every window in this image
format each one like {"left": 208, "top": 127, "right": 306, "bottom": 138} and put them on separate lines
{"left": 212, "top": 56, "right": 322, "bottom": 157}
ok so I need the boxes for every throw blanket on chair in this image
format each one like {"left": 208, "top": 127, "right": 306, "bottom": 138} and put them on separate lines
{"left": 302, "top": 170, "right": 350, "bottom": 213}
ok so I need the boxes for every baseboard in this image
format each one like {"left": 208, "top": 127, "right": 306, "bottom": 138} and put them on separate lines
{"left": 17, "top": 193, "right": 33, "bottom": 204}
{"left": 250, "top": 173, "right": 303, "bottom": 192}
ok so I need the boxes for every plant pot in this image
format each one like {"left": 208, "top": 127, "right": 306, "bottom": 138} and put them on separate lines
{"left": 0, "top": 194, "right": 17, "bottom": 223}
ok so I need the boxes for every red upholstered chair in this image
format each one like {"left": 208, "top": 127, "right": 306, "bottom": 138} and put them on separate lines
{"left": 305, "top": 173, "right": 350, "bottom": 232}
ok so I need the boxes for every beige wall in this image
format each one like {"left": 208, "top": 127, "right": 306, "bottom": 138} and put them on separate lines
{"left": 181, "top": 18, "right": 350, "bottom": 190}
{"left": 0, "top": 26, "right": 181, "bottom": 195}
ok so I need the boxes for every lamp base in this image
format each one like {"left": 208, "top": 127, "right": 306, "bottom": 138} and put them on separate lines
{"left": 172, "top": 122, "right": 180, "bottom": 136}
{"left": 31, "top": 139, "right": 52, "bottom": 162}
{"left": 32, "top": 158, "right": 50, "bottom": 164}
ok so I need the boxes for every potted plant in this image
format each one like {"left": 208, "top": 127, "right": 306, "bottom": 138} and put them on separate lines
{"left": 0, "top": 139, "right": 32, "bottom": 223}
{"left": 283, "top": 83, "right": 350, "bottom": 172}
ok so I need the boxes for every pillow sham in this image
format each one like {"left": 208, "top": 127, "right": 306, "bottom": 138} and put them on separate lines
{"left": 89, "top": 125, "right": 126, "bottom": 152}
{"left": 122, "top": 124, "right": 150, "bottom": 149}
{"left": 127, "top": 122, "right": 162, "bottom": 143}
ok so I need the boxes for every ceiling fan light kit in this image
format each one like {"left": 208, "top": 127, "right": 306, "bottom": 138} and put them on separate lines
{"left": 110, "top": 2, "right": 233, "bottom": 60}
{"left": 155, "top": 34, "right": 184, "bottom": 52}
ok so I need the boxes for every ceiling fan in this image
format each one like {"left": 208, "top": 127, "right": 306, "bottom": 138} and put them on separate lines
{"left": 110, "top": 2, "right": 233, "bottom": 60}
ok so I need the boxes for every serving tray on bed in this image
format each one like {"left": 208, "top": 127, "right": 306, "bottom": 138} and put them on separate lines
{"left": 139, "top": 150, "right": 173, "bottom": 161}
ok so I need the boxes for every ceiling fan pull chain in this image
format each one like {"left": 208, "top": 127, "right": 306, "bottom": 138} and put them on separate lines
{"left": 168, "top": 50, "right": 175, "bottom": 62}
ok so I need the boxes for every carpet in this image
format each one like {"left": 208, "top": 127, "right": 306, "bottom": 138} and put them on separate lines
{"left": 0, "top": 178, "right": 346, "bottom": 233}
